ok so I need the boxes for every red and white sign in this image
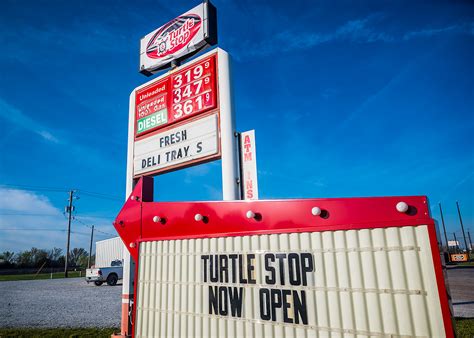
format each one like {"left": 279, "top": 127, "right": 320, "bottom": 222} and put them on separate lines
{"left": 139, "top": 2, "right": 217, "bottom": 75}
{"left": 240, "top": 130, "right": 258, "bottom": 200}
{"left": 130, "top": 49, "right": 235, "bottom": 178}
{"left": 135, "top": 54, "right": 217, "bottom": 137}
{"left": 114, "top": 178, "right": 455, "bottom": 338}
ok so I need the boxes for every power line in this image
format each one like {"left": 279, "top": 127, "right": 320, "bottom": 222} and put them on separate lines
{"left": 0, "top": 183, "right": 69, "bottom": 192}
{"left": 0, "top": 228, "right": 68, "bottom": 231}
{"left": 0, "top": 228, "right": 90, "bottom": 236}
{"left": 77, "top": 190, "right": 122, "bottom": 201}
{"left": 74, "top": 217, "right": 117, "bottom": 237}
{"left": 0, "top": 212, "right": 116, "bottom": 218}
{"left": 0, "top": 212, "right": 62, "bottom": 216}
{"left": 0, "top": 183, "right": 123, "bottom": 201}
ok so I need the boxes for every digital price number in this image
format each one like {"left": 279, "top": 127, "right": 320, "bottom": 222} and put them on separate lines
{"left": 170, "top": 56, "right": 216, "bottom": 124}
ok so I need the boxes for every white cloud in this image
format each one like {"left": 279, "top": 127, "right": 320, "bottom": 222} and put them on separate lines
{"left": 0, "top": 188, "right": 116, "bottom": 253}
{"left": 0, "top": 98, "right": 60, "bottom": 143}
{"left": 0, "top": 188, "right": 60, "bottom": 215}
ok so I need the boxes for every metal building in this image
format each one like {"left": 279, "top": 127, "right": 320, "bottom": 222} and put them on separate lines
{"left": 95, "top": 237, "right": 123, "bottom": 268}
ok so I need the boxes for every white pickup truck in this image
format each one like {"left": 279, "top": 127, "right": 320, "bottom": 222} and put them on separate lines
{"left": 86, "top": 259, "right": 123, "bottom": 286}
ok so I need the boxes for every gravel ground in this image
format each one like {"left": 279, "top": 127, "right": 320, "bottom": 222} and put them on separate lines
{"left": 447, "top": 267, "right": 474, "bottom": 318}
{"left": 0, "top": 269, "right": 471, "bottom": 329}
{"left": 0, "top": 278, "right": 121, "bottom": 328}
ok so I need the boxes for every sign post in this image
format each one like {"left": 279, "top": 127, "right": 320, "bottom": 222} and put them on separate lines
{"left": 119, "top": 3, "right": 236, "bottom": 336}
{"left": 120, "top": 47, "right": 239, "bottom": 337}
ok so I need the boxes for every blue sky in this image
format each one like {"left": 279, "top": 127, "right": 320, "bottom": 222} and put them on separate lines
{"left": 0, "top": 0, "right": 473, "bottom": 253}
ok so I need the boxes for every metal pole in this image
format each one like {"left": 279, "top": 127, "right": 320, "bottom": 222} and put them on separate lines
{"left": 88, "top": 225, "right": 94, "bottom": 268}
{"left": 120, "top": 88, "right": 140, "bottom": 337}
{"left": 218, "top": 48, "right": 240, "bottom": 200}
{"left": 453, "top": 233, "right": 459, "bottom": 254}
{"left": 236, "top": 132, "right": 244, "bottom": 200}
{"left": 438, "top": 203, "right": 450, "bottom": 262}
{"left": 456, "top": 201, "right": 470, "bottom": 261}
{"left": 468, "top": 231, "right": 473, "bottom": 254}
{"left": 64, "top": 190, "right": 74, "bottom": 278}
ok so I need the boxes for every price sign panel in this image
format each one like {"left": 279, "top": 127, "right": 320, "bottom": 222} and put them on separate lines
{"left": 130, "top": 49, "right": 231, "bottom": 177}
{"left": 135, "top": 79, "right": 169, "bottom": 135}
{"left": 134, "top": 54, "right": 217, "bottom": 138}
{"left": 170, "top": 56, "right": 216, "bottom": 124}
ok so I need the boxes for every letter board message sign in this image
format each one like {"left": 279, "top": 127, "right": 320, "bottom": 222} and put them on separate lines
{"left": 139, "top": 1, "right": 217, "bottom": 76}
{"left": 131, "top": 49, "right": 225, "bottom": 177}
{"left": 134, "top": 114, "right": 218, "bottom": 176}
{"left": 113, "top": 179, "right": 454, "bottom": 338}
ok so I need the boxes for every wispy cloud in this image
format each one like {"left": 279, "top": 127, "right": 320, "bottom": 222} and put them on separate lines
{"left": 0, "top": 98, "right": 59, "bottom": 143}
{"left": 0, "top": 97, "right": 121, "bottom": 171}
{"left": 237, "top": 17, "right": 473, "bottom": 58}
{"left": 403, "top": 22, "right": 474, "bottom": 40}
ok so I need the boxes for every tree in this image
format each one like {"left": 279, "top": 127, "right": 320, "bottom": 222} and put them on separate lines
{"left": 30, "top": 248, "right": 49, "bottom": 267}
{"left": 69, "top": 248, "right": 88, "bottom": 268}
{"left": 2, "top": 251, "right": 15, "bottom": 264}
{"left": 16, "top": 250, "right": 33, "bottom": 267}
{"left": 0, "top": 251, "right": 15, "bottom": 268}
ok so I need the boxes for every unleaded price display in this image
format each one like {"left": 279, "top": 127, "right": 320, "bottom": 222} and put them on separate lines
{"left": 170, "top": 56, "right": 216, "bottom": 125}
{"left": 135, "top": 55, "right": 217, "bottom": 137}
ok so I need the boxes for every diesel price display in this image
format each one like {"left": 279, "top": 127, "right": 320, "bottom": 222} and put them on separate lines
{"left": 135, "top": 55, "right": 217, "bottom": 137}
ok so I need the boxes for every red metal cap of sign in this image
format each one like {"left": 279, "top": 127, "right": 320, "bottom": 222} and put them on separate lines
{"left": 114, "top": 177, "right": 434, "bottom": 262}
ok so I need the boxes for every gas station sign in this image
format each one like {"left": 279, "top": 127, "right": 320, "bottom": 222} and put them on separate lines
{"left": 130, "top": 48, "right": 236, "bottom": 178}
{"left": 135, "top": 55, "right": 217, "bottom": 137}
{"left": 139, "top": 1, "right": 217, "bottom": 76}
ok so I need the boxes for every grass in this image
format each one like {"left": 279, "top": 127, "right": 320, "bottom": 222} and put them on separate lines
{"left": 0, "top": 320, "right": 471, "bottom": 337}
{"left": 0, "top": 271, "right": 83, "bottom": 282}
{"left": 456, "top": 318, "right": 474, "bottom": 338}
{"left": 0, "top": 328, "right": 118, "bottom": 338}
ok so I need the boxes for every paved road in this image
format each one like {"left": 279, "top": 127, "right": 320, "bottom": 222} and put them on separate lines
{"left": 0, "top": 278, "right": 121, "bottom": 328}
{"left": 447, "top": 267, "right": 474, "bottom": 318}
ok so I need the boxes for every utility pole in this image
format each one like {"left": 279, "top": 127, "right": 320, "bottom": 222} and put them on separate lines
{"left": 64, "top": 190, "right": 74, "bottom": 277}
{"left": 456, "top": 201, "right": 470, "bottom": 261}
{"left": 453, "top": 233, "right": 459, "bottom": 254}
{"left": 438, "top": 203, "right": 450, "bottom": 262}
{"left": 468, "top": 231, "right": 473, "bottom": 255}
{"left": 88, "top": 225, "right": 94, "bottom": 268}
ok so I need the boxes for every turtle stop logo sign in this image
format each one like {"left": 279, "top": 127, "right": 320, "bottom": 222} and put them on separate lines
{"left": 139, "top": 1, "right": 217, "bottom": 76}
{"left": 146, "top": 15, "right": 201, "bottom": 59}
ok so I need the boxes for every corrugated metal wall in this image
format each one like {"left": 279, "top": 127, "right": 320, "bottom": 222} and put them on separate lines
{"left": 95, "top": 237, "right": 124, "bottom": 267}
{"left": 135, "top": 225, "right": 445, "bottom": 338}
